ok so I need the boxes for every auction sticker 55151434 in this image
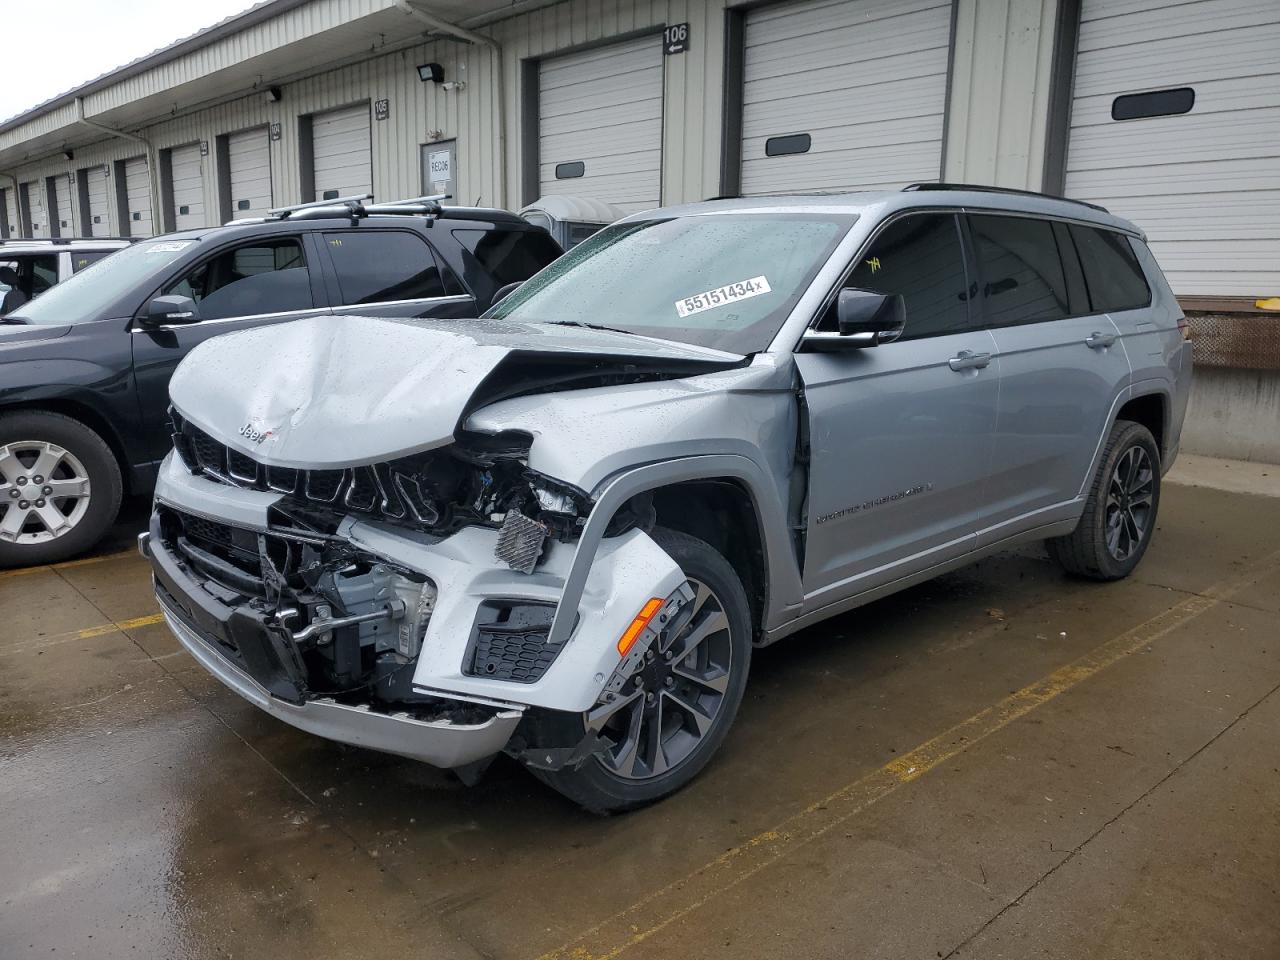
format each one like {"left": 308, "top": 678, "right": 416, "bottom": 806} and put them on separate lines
{"left": 675, "top": 276, "right": 772, "bottom": 318}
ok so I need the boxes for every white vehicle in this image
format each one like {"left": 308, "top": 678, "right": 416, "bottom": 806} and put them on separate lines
{"left": 0, "top": 238, "right": 130, "bottom": 315}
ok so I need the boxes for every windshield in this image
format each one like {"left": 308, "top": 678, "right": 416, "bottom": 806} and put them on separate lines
{"left": 10, "top": 238, "right": 198, "bottom": 325}
{"left": 486, "top": 213, "right": 854, "bottom": 353}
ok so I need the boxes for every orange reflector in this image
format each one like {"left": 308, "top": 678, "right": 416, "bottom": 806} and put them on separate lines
{"left": 617, "top": 597, "right": 665, "bottom": 656}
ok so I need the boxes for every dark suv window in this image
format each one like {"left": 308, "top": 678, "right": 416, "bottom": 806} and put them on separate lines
{"left": 1069, "top": 226, "right": 1151, "bottom": 313}
{"left": 970, "top": 214, "right": 1072, "bottom": 326}
{"left": 832, "top": 213, "right": 971, "bottom": 340}
{"left": 452, "top": 228, "right": 562, "bottom": 287}
{"left": 166, "top": 238, "right": 312, "bottom": 320}
{"left": 72, "top": 250, "right": 114, "bottom": 273}
{"left": 324, "top": 230, "right": 451, "bottom": 304}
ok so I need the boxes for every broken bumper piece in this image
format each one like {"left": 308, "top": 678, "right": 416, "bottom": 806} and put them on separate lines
{"left": 150, "top": 530, "right": 521, "bottom": 768}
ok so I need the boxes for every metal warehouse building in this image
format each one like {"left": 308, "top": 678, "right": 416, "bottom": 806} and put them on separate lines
{"left": 1, "top": 0, "right": 1277, "bottom": 458}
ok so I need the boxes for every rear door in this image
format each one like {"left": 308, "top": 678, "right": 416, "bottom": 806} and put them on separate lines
{"left": 795, "top": 211, "right": 1000, "bottom": 607}
{"left": 131, "top": 234, "right": 331, "bottom": 462}
{"left": 970, "top": 213, "right": 1131, "bottom": 544}
{"left": 320, "top": 229, "right": 475, "bottom": 319}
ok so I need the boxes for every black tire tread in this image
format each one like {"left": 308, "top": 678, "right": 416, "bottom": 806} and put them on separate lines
{"left": 1047, "top": 419, "right": 1160, "bottom": 581}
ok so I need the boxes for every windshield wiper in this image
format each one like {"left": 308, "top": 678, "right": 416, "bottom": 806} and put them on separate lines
{"left": 0, "top": 315, "right": 28, "bottom": 325}
{"left": 543, "top": 319, "right": 638, "bottom": 337}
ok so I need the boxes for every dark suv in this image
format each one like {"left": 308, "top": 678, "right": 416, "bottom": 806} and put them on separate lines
{"left": 0, "top": 197, "right": 562, "bottom": 566}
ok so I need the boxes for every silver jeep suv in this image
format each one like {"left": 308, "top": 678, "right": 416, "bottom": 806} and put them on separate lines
{"left": 142, "top": 185, "right": 1192, "bottom": 812}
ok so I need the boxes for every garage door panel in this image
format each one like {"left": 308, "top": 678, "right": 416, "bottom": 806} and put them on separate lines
{"left": 1066, "top": 0, "right": 1280, "bottom": 297}
{"left": 1073, "top": 26, "right": 1280, "bottom": 98}
{"left": 228, "top": 128, "right": 272, "bottom": 220}
{"left": 1070, "top": 76, "right": 1280, "bottom": 129}
{"left": 1067, "top": 108, "right": 1280, "bottom": 170}
{"left": 538, "top": 34, "right": 663, "bottom": 212}
{"left": 742, "top": 141, "right": 944, "bottom": 195}
{"left": 312, "top": 105, "right": 372, "bottom": 201}
{"left": 740, "top": 0, "right": 950, "bottom": 196}
{"left": 170, "top": 143, "right": 205, "bottom": 230}
{"left": 124, "top": 157, "right": 152, "bottom": 238}
{"left": 84, "top": 168, "right": 109, "bottom": 236}
{"left": 53, "top": 177, "right": 74, "bottom": 236}
{"left": 1078, "top": 0, "right": 1277, "bottom": 52}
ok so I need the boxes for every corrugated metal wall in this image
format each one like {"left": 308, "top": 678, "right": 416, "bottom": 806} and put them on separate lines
{"left": 2, "top": 0, "right": 1059, "bottom": 238}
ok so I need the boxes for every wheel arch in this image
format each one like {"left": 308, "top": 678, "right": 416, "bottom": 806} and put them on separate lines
{"left": 1115, "top": 388, "right": 1169, "bottom": 462}
{"left": 546, "top": 455, "right": 803, "bottom": 647}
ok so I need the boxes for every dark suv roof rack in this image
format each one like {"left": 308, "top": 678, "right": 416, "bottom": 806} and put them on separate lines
{"left": 239, "top": 193, "right": 453, "bottom": 226}
{"left": 902, "top": 182, "right": 1109, "bottom": 213}
{"left": 0, "top": 236, "right": 134, "bottom": 245}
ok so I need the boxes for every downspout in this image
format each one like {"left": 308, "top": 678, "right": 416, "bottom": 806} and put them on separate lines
{"left": 395, "top": 0, "right": 507, "bottom": 207}
{"left": 74, "top": 97, "right": 162, "bottom": 235}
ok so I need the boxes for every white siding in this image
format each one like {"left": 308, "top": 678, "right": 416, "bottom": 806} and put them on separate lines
{"left": 227, "top": 127, "right": 272, "bottom": 219}
{"left": 83, "top": 166, "right": 111, "bottom": 237}
{"left": 740, "top": 0, "right": 953, "bottom": 195}
{"left": 311, "top": 103, "right": 372, "bottom": 200}
{"left": 1065, "top": 0, "right": 1280, "bottom": 297}
{"left": 124, "top": 156, "right": 153, "bottom": 237}
{"left": 538, "top": 34, "right": 665, "bottom": 213}
{"left": 169, "top": 142, "right": 205, "bottom": 230}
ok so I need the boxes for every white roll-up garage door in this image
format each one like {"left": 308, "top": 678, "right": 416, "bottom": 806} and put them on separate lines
{"left": 169, "top": 143, "right": 205, "bottom": 230}
{"left": 83, "top": 166, "right": 110, "bottom": 236}
{"left": 24, "top": 181, "right": 47, "bottom": 237}
{"left": 228, "top": 128, "right": 272, "bottom": 220}
{"left": 739, "top": 0, "right": 952, "bottom": 196}
{"left": 124, "top": 156, "right": 152, "bottom": 237}
{"left": 1065, "top": 0, "right": 1280, "bottom": 297}
{"left": 538, "top": 35, "right": 664, "bottom": 213}
{"left": 52, "top": 175, "right": 74, "bottom": 237}
{"left": 311, "top": 105, "right": 371, "bottom": 201}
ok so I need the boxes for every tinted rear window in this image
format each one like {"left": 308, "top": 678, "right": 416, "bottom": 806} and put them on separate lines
{"left": 452, "top": 228, "right": 562, "bottom": 287}
{"left": 324, "top": 230, "right": 447, "bottom": 304}
{"left": 969, "top": 214, "right": 1071, "bottom": 326}
{"left": 72, "top": 250, "right": 115, "bottom": 273}
{"left": 1069, "top": 226, "right": 1151, "bottom": 313}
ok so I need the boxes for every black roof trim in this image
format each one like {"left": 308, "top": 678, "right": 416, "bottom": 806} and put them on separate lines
{"left": 903, "top": 182, "right": 1109, "bottom": 213}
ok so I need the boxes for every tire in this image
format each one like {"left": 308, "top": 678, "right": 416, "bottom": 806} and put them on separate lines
{"left": 1047, "top": 419, "right": 1161, "bottom": 581}
{"left": 0, "top": 411, "right": 123, "bottom": 568}
{"left": 530, "top": 528, "right": 753, "bottom": 814}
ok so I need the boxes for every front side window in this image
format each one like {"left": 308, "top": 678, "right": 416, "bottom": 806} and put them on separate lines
{"left": 969, "top": 214, "right": 1071, "bottom": 327}
{"left": 0, "top": 254, "right": 59, "bottom": 316}
{"left": 1069, "top": 226, "right": 1151, "bottom": 313}
{"left": 324, "top": 231, "right": 450, "bottom": 305}
{"left": 488, "top": 213, "right": 852, "bottom": 354}
{"left": 164, "top": 238, "right": 312, "bottom": 321}
{"left": 826, "top": 213, "right": 971, "bottom": 340}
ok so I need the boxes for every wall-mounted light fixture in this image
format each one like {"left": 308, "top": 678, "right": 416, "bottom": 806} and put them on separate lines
{"left": 441, "top": 80, "right": 466, "bottom": 92}
{"left": 417, "top": 62, "right": 445, "bottom": 83}
{"left": 264, "top": 86, "right": 282, "bottom": 103}
{"left": 62, "top": 149, "right": 74, "bottom": 161}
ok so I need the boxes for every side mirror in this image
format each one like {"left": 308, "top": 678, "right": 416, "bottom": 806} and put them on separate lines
{"left": 146, "top": 295, "right": 199, "bottom": 326}
{"left": 490, "top": 280, "right": 524, "bottom": 306}
{"left": 800, "top": 290, "right": 906, "bottom": 351}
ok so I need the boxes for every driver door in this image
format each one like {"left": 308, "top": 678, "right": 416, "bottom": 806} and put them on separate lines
{"left": 794, "top": 212, "right": 1000, "bottom": 610}
{"left": 131, "top": 234, "right": 331, "bottom": 465}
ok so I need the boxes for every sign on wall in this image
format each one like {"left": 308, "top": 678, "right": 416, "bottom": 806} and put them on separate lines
{"left": 664, "top": 22, "right": 689, "bottom": 55}
{"left": 421, "top": 138, "right": 457, "bottom": 201}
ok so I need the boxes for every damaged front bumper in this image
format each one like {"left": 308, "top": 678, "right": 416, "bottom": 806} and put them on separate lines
{"left": 145, "top": 452, "right": 684, "bottom": 769}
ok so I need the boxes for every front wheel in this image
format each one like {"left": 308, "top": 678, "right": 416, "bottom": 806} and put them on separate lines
{"left": 530, "top": 528, "right": 753, "bottom": 813}
{"left": 1047, "top": 419, "right": 1161, "bottom": 581}
{"left": 0, "top": 411, "right": 123, "bottom": 568}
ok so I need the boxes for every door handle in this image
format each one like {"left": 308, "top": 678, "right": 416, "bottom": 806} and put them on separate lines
{"left": 1086, "top": 331, "right": 1118, "bottom": 349}
{"left": 948, "top": 350, "right": 992, "bottom": 372}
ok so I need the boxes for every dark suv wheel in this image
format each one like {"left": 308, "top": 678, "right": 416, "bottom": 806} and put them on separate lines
{"left": 0, "top": 411, "right": 123, "bottom": 568}
{"left": 530, "top": 528, "right": 753, "bottom": 813}
{"left": 1047, "top": 419, "right": 1161, "bottom": 581}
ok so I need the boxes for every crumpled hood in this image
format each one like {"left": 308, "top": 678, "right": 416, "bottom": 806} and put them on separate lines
{"left": 169, "top": 314, "right": 742, "bottom": 468}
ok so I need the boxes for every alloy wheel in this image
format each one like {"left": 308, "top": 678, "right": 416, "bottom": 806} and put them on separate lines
{"left": 1105, "top": 445, "right": 1153, "bottom": 562}
{"left": 586, "top": 578, "right": 735, "bottom": 781}
{"left": 0, "top": 441, "right": 93, "bottom": 545}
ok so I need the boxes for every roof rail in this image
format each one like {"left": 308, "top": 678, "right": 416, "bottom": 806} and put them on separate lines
{"left": 0, "top": 236, "right": 135, "bottom": 245}
{"left": 239, "top": 193, "right": 455, "bottom": 226}
{"left": 902, "top": 182, "right": 1109, "bottom": 213}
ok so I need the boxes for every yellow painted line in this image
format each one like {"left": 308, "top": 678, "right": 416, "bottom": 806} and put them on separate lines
{"left": 0, "top": 547, "right": 140, "bottom": 582}
{"left": 3, "top": 612, "right": 167, "bottom": 654}
{"left": 536, "top": 548, "right": 1280, "bottom": 960}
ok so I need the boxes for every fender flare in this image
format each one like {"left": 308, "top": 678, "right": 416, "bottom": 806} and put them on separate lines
{"left": 1076, "top": 378, "right": 1174, "bottom": 499}
{"left": 547, "top": 454, "right": 803, "bottom": 646}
